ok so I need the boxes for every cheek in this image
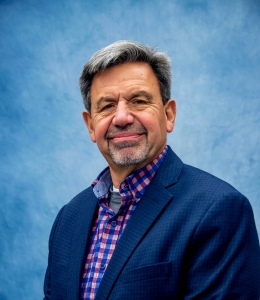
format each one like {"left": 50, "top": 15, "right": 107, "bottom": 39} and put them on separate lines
{"left": 140, "top": 112, "right": 166, "bottom": 134}
{"left": 93, "top": 119, "right": 110, "bottom": 143}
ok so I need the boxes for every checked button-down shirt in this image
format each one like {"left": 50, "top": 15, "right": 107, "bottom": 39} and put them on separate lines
{"left": 81, "top": 146, "right": 168, "bottom": 299}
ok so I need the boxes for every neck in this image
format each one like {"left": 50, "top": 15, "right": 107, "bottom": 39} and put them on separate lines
{"left": 109, "top": 164, "right": 138, "bottom": 188}
{"left": 107, "top": 145, "right": 167, "bottom": 188}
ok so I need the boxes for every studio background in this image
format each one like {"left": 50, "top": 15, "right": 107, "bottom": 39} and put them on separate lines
{"left": 1, "top": 0, "right": 259, "bottom": 299}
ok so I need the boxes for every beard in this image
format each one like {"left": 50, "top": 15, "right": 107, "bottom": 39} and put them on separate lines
{"left": 106, "top": 124, "right": 149, "bottom": 166}
{"left": 108, "top": 139, "right": 149, "bottom": 166}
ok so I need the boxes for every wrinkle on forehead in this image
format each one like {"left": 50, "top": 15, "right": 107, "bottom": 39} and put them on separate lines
{"left": 91, "top": 62, "right": 161, "bottom": 110}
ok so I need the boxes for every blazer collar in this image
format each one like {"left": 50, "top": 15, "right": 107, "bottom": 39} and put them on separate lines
{"left": 95, "top": 147, "right": 183, "bottom": 299}
{"left": 154, "top": 146, "right": 183, "bottom": 188}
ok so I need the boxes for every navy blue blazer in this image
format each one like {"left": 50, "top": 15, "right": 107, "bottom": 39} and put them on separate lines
{"left": 44, "top": 147, "right": 260, "bottom": 299}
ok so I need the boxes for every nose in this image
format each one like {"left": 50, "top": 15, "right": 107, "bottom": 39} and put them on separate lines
{"left": 112, "top": 100, "right": 134, "bottom": 127}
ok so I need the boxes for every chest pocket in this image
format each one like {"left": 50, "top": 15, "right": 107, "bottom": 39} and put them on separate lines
{"left": 121, "top": 261, "right": 172, "bottom": 284}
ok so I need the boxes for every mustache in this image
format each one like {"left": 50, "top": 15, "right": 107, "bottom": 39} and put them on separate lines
{"left": 105, "top": 124, "right": 147, "bottom": 139}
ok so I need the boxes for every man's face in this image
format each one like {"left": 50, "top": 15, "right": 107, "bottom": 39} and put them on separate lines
{"left": 83, "top": 62, "right": 176, "bottom": 170}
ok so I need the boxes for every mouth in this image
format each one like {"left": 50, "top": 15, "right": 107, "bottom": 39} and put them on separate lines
{"left": 110, "top": 132, "right": 146, "bottom": 142}
{"left": 105, "top": 124, "right": 148, "bottom": 145}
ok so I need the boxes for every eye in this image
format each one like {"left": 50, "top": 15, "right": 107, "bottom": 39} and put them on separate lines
{"left": 133, "top": 99, "right": 147, "bottom": 105}
{"left": 101, "top": 103, "right": 115, "bottom": 111}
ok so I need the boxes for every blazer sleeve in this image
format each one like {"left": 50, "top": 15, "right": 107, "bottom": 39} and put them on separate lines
{"left": 43, "top": 205, "right": 66, "bottom": 300}
{"left": 184, "top": 192, "right": 260, "bottom": 299}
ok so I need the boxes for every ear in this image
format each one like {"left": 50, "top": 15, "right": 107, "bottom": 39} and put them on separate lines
{"left": 164, "top": 100, "right": 176, "bottom": 133}
{"left": 82, "top": 110, "right": 96, "bottom": 143}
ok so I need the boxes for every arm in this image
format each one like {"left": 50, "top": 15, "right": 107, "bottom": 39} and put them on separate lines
{"left": 185, "top": 192, "right": 260, "bottom": 299}
{"left": 43, "top": 206, "right": 66, "bottom": 299}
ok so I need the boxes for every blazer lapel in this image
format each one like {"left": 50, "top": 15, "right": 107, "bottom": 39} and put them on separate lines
{"left": 66, "top": 189, "right": 98, "bottom": 299}
{"left": 96, "top": 148, "right": 183, "bottom": 299}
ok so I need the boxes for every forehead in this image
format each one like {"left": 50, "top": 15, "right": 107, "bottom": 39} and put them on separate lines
{"left": 90, "top": 62, "right": 160, "bottom": 96}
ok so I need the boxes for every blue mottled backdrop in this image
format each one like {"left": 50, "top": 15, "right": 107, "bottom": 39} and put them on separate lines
{"left": 1, "top": 0, "right": 259, "bottom": 299}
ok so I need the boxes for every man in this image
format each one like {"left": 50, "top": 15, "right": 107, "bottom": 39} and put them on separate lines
{"left": 44, "top": 41, "right": 260, "bottom": 299}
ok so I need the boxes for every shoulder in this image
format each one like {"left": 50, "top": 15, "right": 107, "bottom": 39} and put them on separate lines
{"left": 52, "top": 186, "right": 96, "bottom": 228}
{"left": 157, "top": 147, "right": 250, "bottom": 213}
{"left": 162, "top": 147, "right": 243, "bottom": 197}
{"left": 172, "top": 164, "right": 255, "bottom": 230}
{"left": 178, "top": 163, "right": 249, "bottom": 208}
{"left": 67, "top": 186, "right": 94, "bottom": 208}
{"left": 181, "top": 163, "right": 240, "bottom": 195}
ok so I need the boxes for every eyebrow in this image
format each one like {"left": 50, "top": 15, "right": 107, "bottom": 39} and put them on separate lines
{"left": 95, "top": 97, "right": 115, "bottom": 110}
{"left": 95, "top": 90, "right": 153, "bottom": 109}
{"left": 128, "top": 91, "right": 153, "bottom": 101}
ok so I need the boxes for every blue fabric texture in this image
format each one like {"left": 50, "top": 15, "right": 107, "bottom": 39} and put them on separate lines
{"left": 43, "top": 147, "right": 260, "bottom": 299}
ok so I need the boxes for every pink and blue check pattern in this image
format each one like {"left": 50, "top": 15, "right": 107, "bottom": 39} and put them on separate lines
{"left": 81, "top": 146, "right": 168, "bottom": 299}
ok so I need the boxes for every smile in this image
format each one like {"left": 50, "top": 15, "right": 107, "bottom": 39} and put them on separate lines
{"left": 110, "top": 132, "right": 145, "bottom": 142}
{"left": 111, "top": 132, "right": 144, "bottom": 142}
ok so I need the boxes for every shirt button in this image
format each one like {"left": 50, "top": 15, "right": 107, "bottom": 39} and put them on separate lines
{"left": 111, "top": 220, "right": 117, "bottom": 227}
{"left": 100, "top": 263, "right": 106, "bottom": 270}
{"left": 135, "top": 191, "right": 142, "bottom": 198}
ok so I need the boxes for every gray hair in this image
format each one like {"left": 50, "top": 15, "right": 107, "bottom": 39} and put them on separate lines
{"left": 79, "top": 40, "right": 171, "bottom": 112}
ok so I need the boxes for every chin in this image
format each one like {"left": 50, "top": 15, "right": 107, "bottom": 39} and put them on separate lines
{"left": 109, "top": 145, "right": 149, "bottom": 166}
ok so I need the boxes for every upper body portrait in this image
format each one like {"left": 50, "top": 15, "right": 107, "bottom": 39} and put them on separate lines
{"left": 44, "top": 40, "right": 260, "bottom": 299}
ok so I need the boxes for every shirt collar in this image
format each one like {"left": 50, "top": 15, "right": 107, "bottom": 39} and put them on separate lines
{"left": 92, "top": 146, "right": 168, "bottom": 200}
